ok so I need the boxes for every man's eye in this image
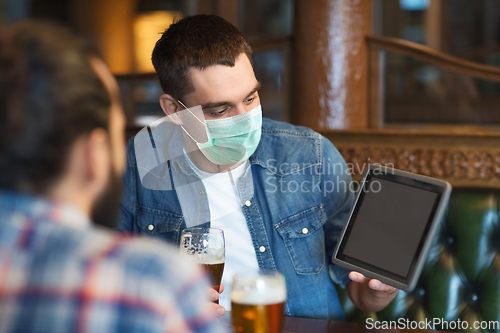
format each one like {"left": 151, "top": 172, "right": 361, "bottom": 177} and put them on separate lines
{"left": 209, "top": 107, "right": 228, "bottom": 117}
{"left": 245, "top": 97, "right": 255, "bottom": 103}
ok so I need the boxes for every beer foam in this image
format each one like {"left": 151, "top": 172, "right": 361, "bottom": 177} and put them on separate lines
{"left": 231, "top": 288, "right": 286, "bottom": 305}
{"left": 195, "top": 255, "right": 224, "bottom": 264}
{"left": 180, "top": 251, "right": 224, "bottom": 264}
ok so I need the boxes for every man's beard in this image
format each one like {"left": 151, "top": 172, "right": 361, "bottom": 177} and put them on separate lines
{"left": 91, "top": 167, "right": 122, "bottom": 229}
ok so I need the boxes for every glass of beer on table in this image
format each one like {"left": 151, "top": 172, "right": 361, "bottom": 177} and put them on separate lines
{"left": 231, "top": 270, "right": 286, "bottom": 333}
{"left": 180, "top": 227, "right": 225, "bottom": 303}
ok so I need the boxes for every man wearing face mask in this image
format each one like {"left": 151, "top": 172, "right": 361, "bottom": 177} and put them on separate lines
{"left": 119, "top": 14, "right": 398, "bottom": 320}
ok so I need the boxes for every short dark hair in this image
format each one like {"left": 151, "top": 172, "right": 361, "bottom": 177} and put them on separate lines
{"left": 151, "top": 14, "right": 252, "bottom": 101}
{"left": 0, "top": 20, "right": 111, "bottom": 193}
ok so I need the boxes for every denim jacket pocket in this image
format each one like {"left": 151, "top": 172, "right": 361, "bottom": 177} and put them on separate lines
{"left": 275, "top": 205, "right": 327, "bottom": 275}
{"left": 136, "top": 207, "right": 183, "bottom": 244}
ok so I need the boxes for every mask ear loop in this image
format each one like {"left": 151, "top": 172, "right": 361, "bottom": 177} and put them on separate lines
{"left": 177, "top": 100, "right": 205, "bottom": 125}
{"left": 176, "top": 100, "right": 206, "bottom": 145}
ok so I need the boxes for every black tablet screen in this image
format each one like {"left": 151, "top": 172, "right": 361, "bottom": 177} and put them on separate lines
{"left": 339, "top": 176, "right": 439, "bottom": 279}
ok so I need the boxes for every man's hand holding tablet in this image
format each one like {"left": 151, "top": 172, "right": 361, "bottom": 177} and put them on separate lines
{"left": 347, "top": 271, "right": 399, "bottom": 312}
{"left": 333, "top": 165, "right": 452, "bottom": 311}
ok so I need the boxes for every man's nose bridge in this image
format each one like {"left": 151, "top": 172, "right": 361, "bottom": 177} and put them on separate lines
{"left": 235, "top": 103, "right": 250, "bottom": 115}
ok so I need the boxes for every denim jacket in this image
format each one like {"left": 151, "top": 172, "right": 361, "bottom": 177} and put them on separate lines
{"left": 119, "top": 118, "right": 354, "bottom": 320}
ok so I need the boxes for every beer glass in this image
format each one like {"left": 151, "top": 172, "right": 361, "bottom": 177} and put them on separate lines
{"left": 231, "top": 270, "right": 286, "bottom": 333}
{"left": 180, "top": 227, "right": 225, "bottom": 303}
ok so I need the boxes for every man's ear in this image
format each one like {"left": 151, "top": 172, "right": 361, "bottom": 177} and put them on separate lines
{"left": 159, "top": 94, "right": 179, "bottom": 116}
{"left": 160, "top": 94, "right": 184, "bottom": 126}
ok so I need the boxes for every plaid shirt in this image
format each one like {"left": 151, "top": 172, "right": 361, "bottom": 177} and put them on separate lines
{"left": 0, "top": 190, "right": 226, "bottom": 333}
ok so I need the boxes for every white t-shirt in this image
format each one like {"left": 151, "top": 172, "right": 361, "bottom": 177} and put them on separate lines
{"left": 184, "top": 156, "right": 259, "bottom": 309}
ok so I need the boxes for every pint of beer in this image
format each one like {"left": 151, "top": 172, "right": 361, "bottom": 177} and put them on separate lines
{"left": 231, "top": 270, "right": 286, "bottom": 333}
{"left": 180, "top": 228, "right": 225, "bottom": 301}
{"left": 200, "top": 259, "right": 224, "bottom": 294}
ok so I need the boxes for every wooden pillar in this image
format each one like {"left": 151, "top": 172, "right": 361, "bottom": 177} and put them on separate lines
{"left": 425, "top": 0, "right": 443, "bottom": 51}
{"left": 293, "top": 0, "right": 371, "bottom": 130}
{"left": 70, "top": 0, "right": 137, "bottom": 73}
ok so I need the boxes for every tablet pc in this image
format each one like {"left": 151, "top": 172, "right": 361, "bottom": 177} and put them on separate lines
{"left": 332, "top": 164, "right": 452, "bottom": 292}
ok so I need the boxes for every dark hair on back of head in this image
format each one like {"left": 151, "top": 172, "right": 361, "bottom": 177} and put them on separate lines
{"left": 0, "top": 20, "right": 111, "bottom": 193}
{"left": 151, "top": 14, "right": 252, "bottom": 102}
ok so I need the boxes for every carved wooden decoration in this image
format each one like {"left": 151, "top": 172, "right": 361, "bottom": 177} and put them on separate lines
{"left": 339, "top": 147, "right": 500, "bottom": 180}
{"left": 323, "top": 130, "right": 500, "bottom": 188}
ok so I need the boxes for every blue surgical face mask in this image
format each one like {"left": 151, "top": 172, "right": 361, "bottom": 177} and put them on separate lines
{"left": 180, "top": 104, "right": 262, "bottom": 165}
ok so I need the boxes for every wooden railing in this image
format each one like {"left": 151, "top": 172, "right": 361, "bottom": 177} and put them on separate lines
{"left": 366, "top": 35, "right": 500, "bottom": 129}
{"left": 367, "top": 36, "right": 500, "bottom": 80}
{"left": 323, "top": 36, "right": 500, "bottom": 188}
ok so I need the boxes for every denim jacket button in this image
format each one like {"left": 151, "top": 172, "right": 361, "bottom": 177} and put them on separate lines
{"left": 245, "top": 200, "right": 251, "bottom": 207}
{"left": 148, "top": 224, "right": 154, "bottom": 231}
{"left": 199, "top": 190, "right": 204, "bottom": 195}
{"left": 259, "top": 246, "right": 266, "bottom": 252}
{"left": 302, "top": 228, "right": 309, "bottom": 234}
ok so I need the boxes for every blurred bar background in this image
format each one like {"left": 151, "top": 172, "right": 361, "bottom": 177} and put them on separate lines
{"left": 2, "top": 0, "right": 500, "bottom": 186}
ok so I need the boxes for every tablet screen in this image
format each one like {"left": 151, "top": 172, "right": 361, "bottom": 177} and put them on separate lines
{"left": 336, "top": 173, "right": 442, "bottom": 282}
